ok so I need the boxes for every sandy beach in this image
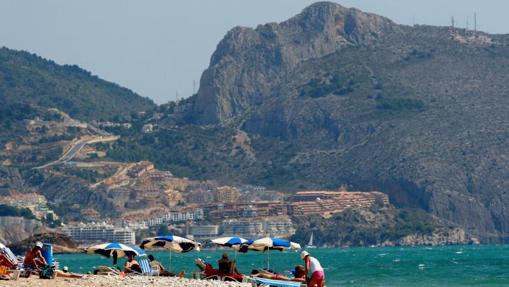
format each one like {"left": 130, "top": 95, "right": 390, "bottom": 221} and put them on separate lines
{"left": 2, "top": 275, "right": 251, "bottom": 287}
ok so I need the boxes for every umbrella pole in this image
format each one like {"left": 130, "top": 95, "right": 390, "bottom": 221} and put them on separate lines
{"left": 266, "top": 251, "right": 270, "bottom": 270}
{"left": 169, "top": 249, "right": 172, "bottom": 272}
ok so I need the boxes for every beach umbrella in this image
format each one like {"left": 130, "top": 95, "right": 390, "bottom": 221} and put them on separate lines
{"left": 211, "top": 236, "right": 249, "bottom": 259}
{"left": 140, "top": 235, "right": 200, "bottom": 271}
{"left": 86, "top": 242, "right": 144, "bottom": 265}
{"left": 211, "top": 236, "right": 248, "bottom": 247}
{"left": 249, "top": 237, "right": 301, "bottom": 269}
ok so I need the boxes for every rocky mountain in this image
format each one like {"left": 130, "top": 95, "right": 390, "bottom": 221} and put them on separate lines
{"left": 171, "top": 2, "right": 509, "bottom": 242}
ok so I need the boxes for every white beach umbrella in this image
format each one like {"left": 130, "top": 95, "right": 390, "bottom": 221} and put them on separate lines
{"left": 249, "top": 237, "right": 301, "bottom": 269}
{"left": 140, "top": 235, "right": 200, "bottom": 271}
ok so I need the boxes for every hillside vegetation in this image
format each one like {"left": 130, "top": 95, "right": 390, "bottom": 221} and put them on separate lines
{"left": 0, "top": 47, "right": 154, "bottom": 121}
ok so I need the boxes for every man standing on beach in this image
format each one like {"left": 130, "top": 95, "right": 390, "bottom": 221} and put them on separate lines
{"left": 301, "top": 251, "right": 325, "bottom": 287}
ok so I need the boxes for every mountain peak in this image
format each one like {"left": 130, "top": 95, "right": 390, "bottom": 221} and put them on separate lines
{"left": 190, "top": 2, "right": 396, "bottom": 124}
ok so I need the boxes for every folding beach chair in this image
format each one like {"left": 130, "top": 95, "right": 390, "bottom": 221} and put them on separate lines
{"left": 137, "top": 256, "right": 159, "bottom": 276}
{"left": 94, "top": 265, "right": 121, "bottom": 275}
{"left": 250, "top": 277, "right": 306, "bottom": 287}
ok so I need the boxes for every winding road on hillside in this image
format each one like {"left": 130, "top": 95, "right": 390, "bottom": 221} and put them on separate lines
{"left": 35, "top": 135, "right": 119, "bottom": 169}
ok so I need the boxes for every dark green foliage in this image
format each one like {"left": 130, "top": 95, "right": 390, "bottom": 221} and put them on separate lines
{"left": 0, "top": 204, "right": 37, "bottom": 219}
{"left": 300, "top": 73, "right": 354, "bottom": 98}
{"left": 0, "top": 47, "right": 155, "bottom": 121}
{"left": 376, "top": 97, "right": 425, "bottom": 112}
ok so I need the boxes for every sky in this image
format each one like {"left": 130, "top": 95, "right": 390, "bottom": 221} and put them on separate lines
{"left": 0, "top": 0, "right": 508, "bottom": 104}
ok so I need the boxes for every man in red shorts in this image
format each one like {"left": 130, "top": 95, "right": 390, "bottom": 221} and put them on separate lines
{"left": 301, "top": 251, "right": 325, "bottom": 287}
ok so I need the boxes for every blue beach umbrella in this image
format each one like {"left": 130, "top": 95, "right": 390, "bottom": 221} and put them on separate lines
{"left": 140, "top": 235, "right": 200, "bottom": 271}
{"left": 211, "top": 236, "right": 249, "bottom": 259}
{"left": 140, "top": 235, "right": 200, "bottom": 252}
{"left": 211, "top": 236, "right": 248, "bottom": 247}
{"left": 249, "top": 237, "right": 301, "bottom": 269}
{"left": 86, "top": 242, "right": 144, "bottom": 264}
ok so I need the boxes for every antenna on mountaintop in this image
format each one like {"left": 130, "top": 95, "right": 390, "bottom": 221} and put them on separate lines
{"left": 466, "top": 17, "right": 469, "bottom": 31}
{"left": 193, "top": 80, "right": 197, "bottom": 95}
{"left": 451, "top": 16, "right": 455, "bottom": 29}
{"left": 176, "top": 91, "right": 179, "bottom": 102}
{"left": 474, "top": 12, "right": 477, "bottom": 35}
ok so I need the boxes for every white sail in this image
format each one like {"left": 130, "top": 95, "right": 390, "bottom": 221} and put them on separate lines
{"left": 308, "top": 232, "right": 314, "bottom": 246}
{"left": 306, "top": 232, "right": 316, "bottom": 248}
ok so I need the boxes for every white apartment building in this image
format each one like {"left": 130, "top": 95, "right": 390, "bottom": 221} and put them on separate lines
{"left": 65, "top": 222, "right": 135, "bottom": 245}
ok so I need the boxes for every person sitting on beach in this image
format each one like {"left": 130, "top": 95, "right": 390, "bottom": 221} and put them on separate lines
{"left": 148, "top": 254, "right": 184, "bottom": 277}
{"left": 218, "top": 253, "right": 239, "bottom": 274}
{"left": 251, "top": 265, "right": 306, "bottom": 283}
{"left": 301, "top": 251, "right": 325, "bottom": 287}
{"left": 23, "top": 242, "right": 47, "bottom": 272}
{"left": 123, "top": 254, "right": 142, "bottom": 273}
{"left": 195, "top": 258, "right": 244, "bottom": 281}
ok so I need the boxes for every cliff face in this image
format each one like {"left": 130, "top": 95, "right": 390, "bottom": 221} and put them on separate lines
{"left": 0, "top": 216, "right": 42, "bottom": 245}
{"left": 180, "top": 2, "right": 509, "bottom": 242}
{"left": 190, "top": 2, "right": 395, "bottom": 124}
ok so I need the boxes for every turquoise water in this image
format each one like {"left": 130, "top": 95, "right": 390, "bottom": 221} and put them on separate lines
{"left": 55, "top": 245, "right": 509, "bottom": 286}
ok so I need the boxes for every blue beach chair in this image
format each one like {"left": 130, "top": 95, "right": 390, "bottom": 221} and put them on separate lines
{"left": 250, "top": 277, "right": 306, "bottom": 287}
{"left": 137, "top": 256, "right": 159, "bottom": 276}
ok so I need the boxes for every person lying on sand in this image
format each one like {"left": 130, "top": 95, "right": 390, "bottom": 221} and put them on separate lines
{"left": 251, "top": 265, "right": 306, "bottom": 283}
{"left": 148, "top": 255, "right": 184, "bottom": 277}
{"left": 55, "top": 266, "right": 84, "bottom": 279}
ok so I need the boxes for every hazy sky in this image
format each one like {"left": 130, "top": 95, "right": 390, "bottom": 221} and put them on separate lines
{"left": 0, "top": 0, "right": 507, "bottom": 104}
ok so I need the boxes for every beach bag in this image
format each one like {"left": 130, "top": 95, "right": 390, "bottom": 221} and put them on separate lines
{"left": 39, "top": 265, "right": 54, "bottom": 279}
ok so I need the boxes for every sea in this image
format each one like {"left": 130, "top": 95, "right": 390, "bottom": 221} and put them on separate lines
{"left": 55, "top": 245, "right": 509, "bottom": 287}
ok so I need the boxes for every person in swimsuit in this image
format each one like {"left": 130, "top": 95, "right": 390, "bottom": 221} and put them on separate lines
{"left": 217, "top": 253, "right": 239, "bottom": 274}
{"left": 251, "top": 265, "right": 306, "bottom": 282}
{"left": 301, "top": 251, "right": 325, "bottom": 287}
{"left": 23, "top": 242, "right": 47, "bottom": 272}
{"left": 123, "top": 254, "right": 142, "bottom": 273}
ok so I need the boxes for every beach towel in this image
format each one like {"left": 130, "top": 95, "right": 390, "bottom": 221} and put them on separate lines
{"left": 39, "top": 265, "right": 54, "bottom": 279}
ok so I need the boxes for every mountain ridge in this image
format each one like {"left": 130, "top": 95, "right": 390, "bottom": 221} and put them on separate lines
{"left": 0, "top": 46, "right": 155, "bottom": 121}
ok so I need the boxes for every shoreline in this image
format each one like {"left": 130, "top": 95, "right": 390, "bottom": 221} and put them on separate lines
{"left": 2, "top": 275, "right": 251, "bottom": 287}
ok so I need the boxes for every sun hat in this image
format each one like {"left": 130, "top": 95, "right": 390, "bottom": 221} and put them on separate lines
{"left": 35, "top": 242, "right": 43, "bottom": 248}
{"left": 300, "top": 250, "right": 310, "bottom": 259}
{"left": 63, "top": 266, "right": 69, "bottom": 272}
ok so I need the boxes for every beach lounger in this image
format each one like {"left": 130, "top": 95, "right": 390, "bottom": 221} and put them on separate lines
{"left": 249, "top": 277, "right": 306, "bottom": 287}
{"left": 94, "top": 265, "right": 121, "bottom": 275}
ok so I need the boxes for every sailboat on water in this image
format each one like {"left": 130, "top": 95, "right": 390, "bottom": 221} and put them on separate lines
{"left": 305, "top": 232, "right": 317, "bottom": 248}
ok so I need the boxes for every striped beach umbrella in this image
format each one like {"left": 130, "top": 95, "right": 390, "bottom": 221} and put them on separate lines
{"left": 211, "top": 236, "right": 249, "bottom": 259}
{"left": 140, "top": 235, "right": 200, "bottom": 253}
{"left": 211, "top": 237, "right": 248, "bottom": 247}
{"left": 249, "top": 237, "right": 301, "bottom": 269}
{"left": 140, "top": 235, "right": 200, "bottom": 271}
{"left": 86, "top": 242, "right": 144, "bottom": 264}
{"left": 249, "top": 237, "right": 301, "bottom": 252}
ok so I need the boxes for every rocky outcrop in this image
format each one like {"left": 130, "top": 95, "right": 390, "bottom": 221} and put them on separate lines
{"left": 0, "top": 216, "right": 42, "bottom": 245}
{"left": 387, "top": 228, "right": 479, "bottom": 246}
{"left": 10, "top": 232, "right": 80, "bottom": 255}
{"left": 189, "top": 2, "right": 395, "bottom": 124}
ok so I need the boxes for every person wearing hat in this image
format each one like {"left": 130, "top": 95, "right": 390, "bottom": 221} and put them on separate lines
{"left": 301, "top": 251, "right": 325, "bottom": 287}
{"left": 23, "top": 242, "right": 47, "bottom": 273}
